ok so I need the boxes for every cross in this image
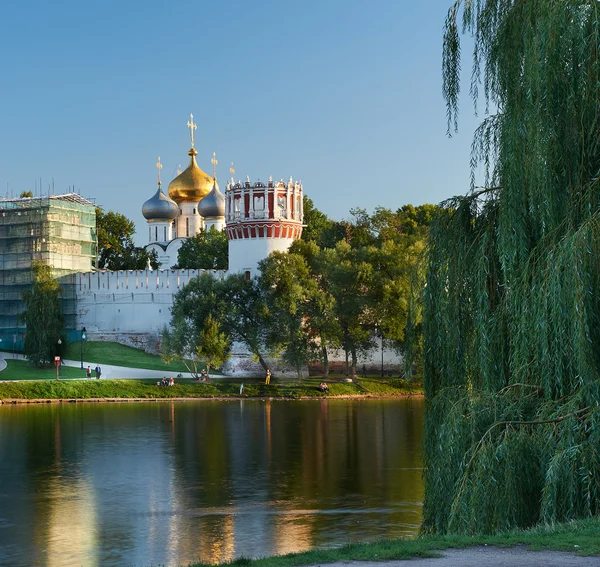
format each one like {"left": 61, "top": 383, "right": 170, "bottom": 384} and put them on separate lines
{"left": 211, "top": 152, "right": 218, "bottom": 178}
{"left": 156, "top": 157, "right": 163, "bottom": 186}
{"left": 187, "top": 113, "right": 197, "bottom": 148}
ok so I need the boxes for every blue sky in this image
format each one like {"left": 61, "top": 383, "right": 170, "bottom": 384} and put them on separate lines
{"left": 0, "top": 0, "right": 481, "bottom": 245}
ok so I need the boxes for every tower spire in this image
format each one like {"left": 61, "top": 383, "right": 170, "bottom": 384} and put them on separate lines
{"left": 187, "top": 113, "right": 197, "bottom": 149}
{"left": 211, "top": 152, "right": 218, "bottom": 179}
{"left": 156, "top": 156, "right": 163, "bottom": 188}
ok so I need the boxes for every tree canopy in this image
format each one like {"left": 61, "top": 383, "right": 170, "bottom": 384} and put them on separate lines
{"left": 420, "top": 0, "right": 600, "bottom": 535}
{"left": 96, "top": 207, "right": 158, "bottom": 270}
{"left": 173, "top": 227, "right": 228, "bottom": 270}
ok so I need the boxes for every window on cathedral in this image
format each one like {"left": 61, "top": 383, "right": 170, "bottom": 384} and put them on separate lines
{"left": 155, "top": 226, "right": 158, "bottom": 241}
{"left": 149, "top": 227, "right": 151, "bottom": 241}
{"left": 186, "top": 217, "right": 190, "bottom": 237}
{"left": 193, "top": 208, "right": 196, "bottom": 215}
{"left": 244, "top": 270, "right": 251, "bottom": 281}
{"left": 164, "top": 226, "right": 167, "bottom": 241}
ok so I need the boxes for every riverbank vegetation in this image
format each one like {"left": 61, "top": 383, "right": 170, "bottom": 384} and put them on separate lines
{"left": 162, "top": 201, "right": 436, "bottom": 379}
{"left": 417, "top": 0, "right": 600, "bottom": 535}
{"left": 0, "top": 376, "right": 418, "bottom": 401}
{"left": 185, "top": 518, "right": 600, "bottom": 567}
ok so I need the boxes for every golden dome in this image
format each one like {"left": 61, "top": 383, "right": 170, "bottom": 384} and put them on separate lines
{"left": 168, "top": 149, "right": 218, "bottom": 203}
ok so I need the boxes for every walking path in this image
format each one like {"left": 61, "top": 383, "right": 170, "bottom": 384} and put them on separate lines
{"left": 327, "top": 547, "right": 599, "bottom": 567}
{"left": 0, "top": 351, "right": 196, "bottom": 380}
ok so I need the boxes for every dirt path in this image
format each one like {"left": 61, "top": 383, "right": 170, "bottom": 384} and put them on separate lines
{"left": 326, "top": 546, "right": 600, "bottom": 567}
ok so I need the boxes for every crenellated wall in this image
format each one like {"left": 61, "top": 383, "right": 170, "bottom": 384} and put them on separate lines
{"left": 62, "top": 269, "right": 226, "bottom": 335}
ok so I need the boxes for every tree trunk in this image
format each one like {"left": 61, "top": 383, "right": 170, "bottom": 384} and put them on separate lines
{"left": 351, "top": 348, "right": 357, "bottom": 377}
{"left": 321, "top": 344, "right": 329, "bottom": 378}
{"left": 255, "top": 349, "right": 269, "bottom": 372}
{"left": 345, "top": 350, "right": 349, "bottom": 376}
{"left": 206, "top": 363, "right": 211, "bottom": 380}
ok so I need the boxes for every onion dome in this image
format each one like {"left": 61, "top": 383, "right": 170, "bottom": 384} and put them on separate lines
{"left": 198, "top": 178, "right": 225, "bottom": 218}
{"left": 142, "top": 185, "right": 178, "bottom": 221}
{"left": 168, "top": 148, "right": 217, "bottom": 204}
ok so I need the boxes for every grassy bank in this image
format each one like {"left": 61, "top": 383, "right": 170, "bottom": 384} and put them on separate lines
{"left": 0, "top": 377, "right": 419, "bottom": 401}
{"left": 0, "top": 359, "right": 91, "bottom": 380}
{"left": 63, "top": 340, "right": 194, "bottom": 373}
{"left": 186, "top": 518, "right": 600, "bottom": 567}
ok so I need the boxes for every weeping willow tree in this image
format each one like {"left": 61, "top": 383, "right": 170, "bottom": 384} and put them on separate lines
{"left": 422, "top": 1, "right": 600, "bottom": 534}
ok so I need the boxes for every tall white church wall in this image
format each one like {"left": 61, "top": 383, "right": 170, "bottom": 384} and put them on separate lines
{"left": 72, "top": 269, "right": 226, "bottom": 335}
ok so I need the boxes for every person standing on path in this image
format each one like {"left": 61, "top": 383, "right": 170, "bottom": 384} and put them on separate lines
{"left": 239, "top": 383, "right": 244, "bottom": 395}
{"left": 265, "top": 369, "right": 271, "bottom": 384}
{"left": 86, "top": 366, "right": 92, "bottom": 379}
{"left": 95, "top": 364, "right": 102, "bottom": 379}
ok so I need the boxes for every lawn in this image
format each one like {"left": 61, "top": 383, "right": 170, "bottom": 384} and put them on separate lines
{"left": 0, "top": 376, "right": 420, "bottom": 400}
{"left": 0, "top": 359, "right": 89, "bottom": 380}
{"left": 63, "top": 340, "right": 198, "bottom": 373}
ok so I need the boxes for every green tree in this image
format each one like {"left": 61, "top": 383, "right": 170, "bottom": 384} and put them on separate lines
{"left": 287, "top": 240, "right": 342, "bottom": 377}
{"left": 173, "top": 227, "right": 228, "bottom": 270}
{"left": 163, "top": 272, "right": 271, "bottom": 373}
{"left": 322, "top": 241, "right": 374, "bottom": 376}
{"left": 420, "top": 0, "right": 600, "bottom": 535}
{"left": 96, "top": 207, "right": 158, "bottom": 270}
{"left": 21, "top": 262, "right": 64, "bottom": 367}
{"left": 19, "top": 191, "right": 33, "bottom": 198}
{"left": 163, "top": 311, "right": 230, "bottom": 379}
{"left": 258, "top": 252, "right": 318, "bottom": 378}
{"left": 196, "top": 315, "right": 231, "bottom": 378}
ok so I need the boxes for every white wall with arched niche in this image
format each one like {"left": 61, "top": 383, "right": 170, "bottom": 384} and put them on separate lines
{"left": 146, "top": 238, "right": 186, "bottom": 269}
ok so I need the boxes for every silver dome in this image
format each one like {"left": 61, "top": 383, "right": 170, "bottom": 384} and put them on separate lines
{"left": 198, "top": 182, "right": 225, "bottom": 219}
{"left": 142, "top": 187, "right": 179, "bottom": 221}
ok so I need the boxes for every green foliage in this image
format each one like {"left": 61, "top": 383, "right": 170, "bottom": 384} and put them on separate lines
{"left": 195, "top": 314, "right": 231, "bottom": 377}
{"left": 173, "top": 227, "right": 228, "bottom": 270}
{"left": 19, "top": 191, "right": 33, "bottom": 198}
{"left": 421, "top": 0, "right": 600, "bottom": 535}
{"left": 96, "top": 207, "right": 158, "bottom": 270}
{"left": 21, "top": 262, "right": 64, "bottom": 367}
{"left": 300, "top": 196, "right": 337, "bottom": 247}
{"left": 163, "top": 272, "right": 271, "bottom": 373}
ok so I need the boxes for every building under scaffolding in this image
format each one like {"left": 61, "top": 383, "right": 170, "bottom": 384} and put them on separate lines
{"left": 0, "top": 194, "right": 96, "bottom": 346}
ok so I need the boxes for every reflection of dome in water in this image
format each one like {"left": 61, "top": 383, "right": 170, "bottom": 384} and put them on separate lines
{"left": 168, "top": 148, "right": 217, "bottom": 204}
{"left": 198, "top": 180, "right": 225, "bottom": 218}
{"left": 142, "top": 186, "right": 178, "bottom": 221}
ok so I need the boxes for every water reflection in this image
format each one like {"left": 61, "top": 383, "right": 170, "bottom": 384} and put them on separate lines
{"left": 0, "top": 398, "right": 423, "bottom": 567}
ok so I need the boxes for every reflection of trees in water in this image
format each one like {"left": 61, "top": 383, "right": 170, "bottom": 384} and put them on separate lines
{"left": 0, "top": 399, "right": 424, "bottom": 565}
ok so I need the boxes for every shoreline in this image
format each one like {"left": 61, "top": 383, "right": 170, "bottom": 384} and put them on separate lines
{"left": 0, "top": 392, "right": 424, "bottom": 404}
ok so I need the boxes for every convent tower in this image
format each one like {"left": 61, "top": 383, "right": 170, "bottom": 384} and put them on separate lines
{"left": 225, "top": 170, "right": 303, "bottom": 278}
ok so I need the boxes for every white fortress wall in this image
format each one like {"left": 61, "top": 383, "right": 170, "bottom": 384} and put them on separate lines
{"left": 72, "top": 269, "right": 226, "bottom": 334}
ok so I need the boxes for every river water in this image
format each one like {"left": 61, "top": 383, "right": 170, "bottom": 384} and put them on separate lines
{"left": 0, "top": 397, "right": 423, "bottom": 567}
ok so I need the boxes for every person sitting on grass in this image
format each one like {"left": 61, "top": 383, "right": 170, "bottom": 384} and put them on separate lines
{"left": 169, "top": 377, "right": 175, "bottom": 386}
{"left": 319, "top": 382, "right": 329, "bottom": 392}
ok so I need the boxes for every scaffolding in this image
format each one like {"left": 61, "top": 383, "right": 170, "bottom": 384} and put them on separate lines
{"left": 0, "top": 193, "right": 96, "bottom": 339}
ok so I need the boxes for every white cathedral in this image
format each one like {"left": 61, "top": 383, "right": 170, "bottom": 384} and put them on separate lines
{"left": 141, "top": 114, "right": 304, "bottom": 275}
{"left": 68, "top": 115, "right": 305, "bottom": 375}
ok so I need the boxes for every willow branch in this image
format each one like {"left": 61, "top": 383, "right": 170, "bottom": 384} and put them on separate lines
{"left": 450, "top": 406, "right": 592, "bottom": 518}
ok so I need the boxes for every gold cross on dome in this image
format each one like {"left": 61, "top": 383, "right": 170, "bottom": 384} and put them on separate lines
{"left": 187, "top": 114, "right": 197, "bottom": 148}
{"left": 156, "top": 157, "right": 163, "bottom": 186}
{"left": 230, "top": 162, "right": 235, "bottom": 178}
{"left": 211, "top": 152, "right": 218, "bottom": 178}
